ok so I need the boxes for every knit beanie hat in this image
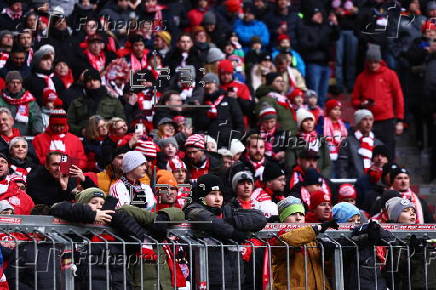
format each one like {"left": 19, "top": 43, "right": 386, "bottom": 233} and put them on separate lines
{"left": 389, "top": 167, "right": 409, "bottom": 184}
{"left": 230, "top": 139, "right": 245, "bottom": 156}
{"left": 157, "top": 137, "right": 179, "bottom": 150}
{"left": 332, "top": 202, "right": 360, "bottom": 223}
{"left": 258, "top": 105, "right": 277, "bottom": 121}
{"left": 185, "top": 134, "right": 206, "bottom": 150}
{"left": 5, "top": 71, "right": 23, "bottom": 83}
{"left": 76, "top": 187, "right": 106, "bottom": 204}
{"left": 287, "top": 88, "right": 304, "bottom": 103}
{"left": 296, "top": 109, "right": 315, "bottom": 129}
{"left": 203, "top": 72, "right": 220, "bottom": 85}
{"left": 354, "top": 109, "right": 373, "bottom": 125}
{"left": 49, "top": 109, "right": 68, "bottom": 126}
{"left": 309, "top": 190, "right": 331, "bottom": 210}
{"left": 156, "top": 31, "right": 171, "bottom": 46}
{"left": 427, "top": 1, "right": 436, "bottom": 11}
{"left": 338, "top": 184, "right": 357, "bottom": 202}
{"left": 207, "top": 47, "right": 225, "bottom": 63}
{"left": 366, "top": 44, "right": 382, "bottom": 62}
{"left": 218, "top": 59, "right": 233, "bottom": 73}
{"left": 202, "top": 11, "right": 216, "bottom": 25}
{"left": 232, "top": 171, "right": 254, "bottom": 192}
{"left": 32, "top": 44, "right": 54, "bottom": 66}
{"left": 386, "top": 197, "right": 415, "bottom": 222}
{"left": 217, "top": 148, "right": 233, "bottom": 157}
{"left": 122, "top": 151, "right": 147, "bottom": 173}
{"left": 156, "top": 171, "right": 178, "bottom": 187}
{"left": 266, "top": 72, "right": 281, "bottom": 86}
{"left": 325, "top": 99, "right": 341, "bottom": 116}
{"left": 0, "top": 200, "right": 14, "bottom": 212}
{"left": 135, "top": 140, "right": 158, "bottom": 158}
{"left": 225, "top": 0, "right": 241, "bottom": 13}
{"left": 277, "top": 196, "right": 305, "bottom": 222}
{"left": 42, "top": 88, "right": 58, "bottom": 106}
{"left": 302, "top": 168, "right": 323, "bottom": 186}
{"left": 193, "top": 174, "right": 223, "bottom": 201}
{"left": 262, "top": 161, "right": 284, "bottom": 182}
{"left": 83, "top": 69, "right": 101, "bottom": 83}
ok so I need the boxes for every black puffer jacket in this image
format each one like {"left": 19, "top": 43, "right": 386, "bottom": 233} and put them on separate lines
{"left": 184, "top": 201, "right": 267, "bottom": 290}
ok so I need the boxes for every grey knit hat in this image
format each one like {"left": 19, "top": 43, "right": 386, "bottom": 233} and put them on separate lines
{"left": 203, "top": 72, "right": 220, "bottom": 85}
{"left": 32, "top": 44, "right": 55, "bottom": 66}
{"left": 354, "top": 109, "right": 373, "bottom": 125}
{"left": 366, "top": 44, "right": 382, "bottom": 62}
{"left": 122, "top": 151, "right": 147, "bottom": 173}
{"left": 157, "top": 137, "right": 179, "bottom": 150}
{"left": 386, "top": 197, "right": 415, "bottom": 222}
{"left": 232, "top": 171, "right": 254, "bottom": 192}
{"left": 202, "top": 12, "right": 216, "bottom": 26}
{"left": 5, "top": 71, "right": 23, "bottom": 83}
{"left": 207, "top": 47, "right": 225, "bottom": 63}
{"left": 0, "top": 30, "right": 12, "bottom": 40}
{"left": 427, "top": 1, "right": 436, "bottom": 11}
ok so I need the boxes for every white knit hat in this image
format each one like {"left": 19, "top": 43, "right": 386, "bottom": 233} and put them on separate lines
{"left": 296, "top": 109, "right": 315, "bottom": 129}
{"left": 122, "top": 151, "right": 147, "bottom": 173}
{"left": 230, "top": 139, "right": 245, "bottom": 156}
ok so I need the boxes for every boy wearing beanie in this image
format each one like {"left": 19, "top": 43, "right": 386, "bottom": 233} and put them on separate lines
{"left": 386, "top": 196, "right": 416, "bottom": 224}
{"left": 252, "top": 161, "right": 286, "bottom": 203}
{"left": 256, "top": 105, "right": 287, "bottom": 161}
{"left": 108, "top": 151, "right": 156, "bottom": 210}
{"left": 277, "top": 196, "right": 305, "bottom": 223}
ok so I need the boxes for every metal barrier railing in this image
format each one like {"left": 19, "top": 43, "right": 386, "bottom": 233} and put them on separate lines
{"left": 1, "top": 215, "right": 436, "bottom": 290}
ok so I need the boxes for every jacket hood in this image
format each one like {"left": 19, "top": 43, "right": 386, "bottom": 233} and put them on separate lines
{"left": 364, "top": 60, "right": 389, "bottom": 74}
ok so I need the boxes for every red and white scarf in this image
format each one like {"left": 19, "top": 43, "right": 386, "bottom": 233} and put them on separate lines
{"left": 398, "top": 188, "right": 424, "bottom": 224}
{"left": 0, "top": 52, "right": 9, "bottom": 69}
{"left": 146, "top": 4, "right": 167, "bottom": 30}
{"left": 259, "top": 126, "right": 277, "bottom": 157}
{"left": 267, "top": 92, "right": 289, "bottom": 109}
{"left": 26, "top": 48, "right": 33, "bottom": 66}
{"left": 245, "top": 152, "right": 265, "bottom": 179}
{"left": 4, "top": 8, "right": 22, "bottom": 20}
{"left": 324, "top": 117, "right": 348, "bottom": 161}
{"left": 2, "top": 90, "right": 35, "bottom": 123}
{"left": 56, "top": 69, "right": 73, "bottom": 89}
{"left": 10, "top": 165, "right": 32, "bottom": 179}
{"left": 188, "top": 158, "right": 210, "bottom": 183}
{"left": 354, "top": 130, "right": 374, "bottom": 172}
{"left": 36, "top": 72, "right": 55, "bottom": 91}
{"left": 130, "top": 52, "right": 148, "bottom": 72}
{"left": 205, "top": 94, "right": 225, "bottom": 119}
{"left": 84, "top": 49, "right": 106, "bottom": 72}
{"left": 299, "top": 130, "right": 320, "bottom": 152}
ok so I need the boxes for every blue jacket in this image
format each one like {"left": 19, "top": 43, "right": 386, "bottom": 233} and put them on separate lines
{"left": 234, "top": 19, "right": 270, "bottom": 48}
{"left": 272, "top": 48, "right": 306, "bottom": 77}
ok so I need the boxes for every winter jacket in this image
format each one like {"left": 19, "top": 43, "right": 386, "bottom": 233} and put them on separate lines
{"left": 0, "top": 91, "right": 43, "bottom": 136}
{"left": 23, "top": 71, "right": 65, "bottom": 107}
{"left": 264, "top": 9, "right": 301, "bottom": 47}
{"left": 26, "top": 166, "right": 88, "bottom": 206}
{"left": 219, "top": 80, "right": 254, "bottom": 120}
{"left": 164, "top": 48, "right": 204, "bottom": 82}
{"left": 67, "top": 87, "right": 125, "bottom": 136}
{"left": 233, "top": 19, "right": 270, "bottom": 47}
{"left": 109, "top": 178, "right": 156, "bottom": 210}
{"left": 255, "top": 86, "right": 298, "bottom": 133}
{"left": 184, "top": 201, "right": 267, "bottom": 289}
{"left": 119, "top": 205, "right": 186, "bottom": 290}
{"left": 0, "top": 11, "right": 21, "bottom": 31}
{"left": 32, "top": 129, "right": 87, "bottom": 168}
{"left": 85, "top": 168, "right": 152, "bottom": 194}
{"left": 196, "top": 90, "right": 244, "bottom": 148}
{"left": 0, "top": 177, "right": 34, "bottom": 215}
{"left": 272, "top": 226, "right": 333, "bottom": 290}
{"left": 337, "top": 130, "right": 383, "bottom": 179}
{"left": 99, "top": 2, "right": 132, "bottom": 39}
{"left": 0, "top": 61, "right": 32, "bottom": 80}
{"left": 37, "top": 28, "right": 76, "bottom": 68}
{"left": 297, "top": 20, "right": 339, "bottom": 65}
{"left": 183, "top": 151, "right": 224, "bottom": 183}
{"left": 352, "top": 61, "right": 405, "bottom": 121}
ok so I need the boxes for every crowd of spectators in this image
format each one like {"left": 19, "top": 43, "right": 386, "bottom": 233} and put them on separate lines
{"left": 0, "top": 0, "right": 435, "bottom": 288}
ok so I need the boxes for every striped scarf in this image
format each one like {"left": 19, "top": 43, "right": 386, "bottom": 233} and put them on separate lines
{"left": 354, "top": 130, "right": 374, "bottom": 172}
{"left": 324, "top": 117, "right": 348, "bottom": 161}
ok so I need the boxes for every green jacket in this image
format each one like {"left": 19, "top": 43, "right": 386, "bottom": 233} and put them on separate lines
{"left": 119, "top": 206, "right": 185, "bottom": 290}
{"left": 0, "top": 91, "right": 43, "bottom": 135}
{"left": 67, "top": 93, "right": 125, "bottom": 136}
{"left": 254, "top": 85, "right": 298, "bottom": 134}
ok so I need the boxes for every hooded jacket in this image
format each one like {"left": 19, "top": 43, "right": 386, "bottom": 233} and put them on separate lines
{"left": 352, "top": 61, "right": 404, "bottom": 121}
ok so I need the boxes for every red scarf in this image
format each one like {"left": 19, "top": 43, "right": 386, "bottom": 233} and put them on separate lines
{"left": 324, "top": 117, "right": 347, "bottom": 161}
{"left": 259, "top": 126, "right": 277, "bottom": 157}
{"left": 205, "top": 94, "right": 225, "bottom": 119}
{"left": 4, "top": 8, "right": 22, "bottom": 20}
{"left": 1, "top": 128, "right": 20, "bottom": 143}
{"left": 251, "top": 187, "right": 273, "bottom": 202}
{"left": 298, "top": 130, "right": 319, "bottom": 152}
{"left": 354, "top": 130, "right": 374, "bottom": 172}
{"left": 84, "top": 49, "right": 106, "bottom": 72}
{"left": 188, "top": 158, "right": 210, "bottom": 182}
{"left": 289, "top": 165, "right": 304, "bottom": 190}
{"left": 36, "top": 72, "right": 55, "bottom": 90}
{"left": 237, "top": 198, "right": 254, "bottom": 209}
{"left": 146, "top": 4, "right": 167, "bottom": 30}
{"left": 244, "top": 152, "right": 265, "bottom": 179}
{"left": 56, "top": 69, "right": 74, "bottom": 89}
{"left": 0, "top": 52, "right": 9, "bottom": 68}
{"left": 2, "top": 90, "right": 35, "bottom": 123}
{"left": 130, "top": 51, "right": 148, "bottom": 72}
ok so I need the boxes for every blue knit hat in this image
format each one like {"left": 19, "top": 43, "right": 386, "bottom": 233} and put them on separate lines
{"left": 332, "top": 202, "right": 360, "bottom": 223}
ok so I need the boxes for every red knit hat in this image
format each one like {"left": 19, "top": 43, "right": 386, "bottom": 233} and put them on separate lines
{"left": 421, "top": 20, "right": 436, "bottom": 33}
{"left": 218, "top": 59, "right": 234, "bottom": 73}
{"left": 53, "top": 98, "right": 64, "bottom": 109}
{"left": 325, "top": 99, "right": 341, "bottom": 115}
{"left": 277, "top": 34, "right": 290, "bottom": 43}
{"left": 135, "top": 140, "right": 158, "bottom": 158}
{"left": 49, "top": 109, "right": 68, "bottom": 126}
{"left": 225, "top": 0, "right": 241, "bottom": 13}
{"left": 309, "top": 190, "right": 331, "bottom": 210}
{"left": 287, "top": 88, "right": 304, "bottom": 103}
{"left": 338, "top": 184, "right": 357, "bottom": 202}
{"left": 42, "top": 88, "right": 58, "bottom": 106}
{"left": 185, "top": 134, "right": 205, "bottom": 150}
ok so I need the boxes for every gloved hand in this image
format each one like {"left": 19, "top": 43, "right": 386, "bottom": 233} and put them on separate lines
{"left": 319, "top": 219, "right": 340, "bottom": 233}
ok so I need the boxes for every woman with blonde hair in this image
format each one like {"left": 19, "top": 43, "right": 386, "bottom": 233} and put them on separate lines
{"left": 83, "top": 115, "right": 110, "bottom": 171}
